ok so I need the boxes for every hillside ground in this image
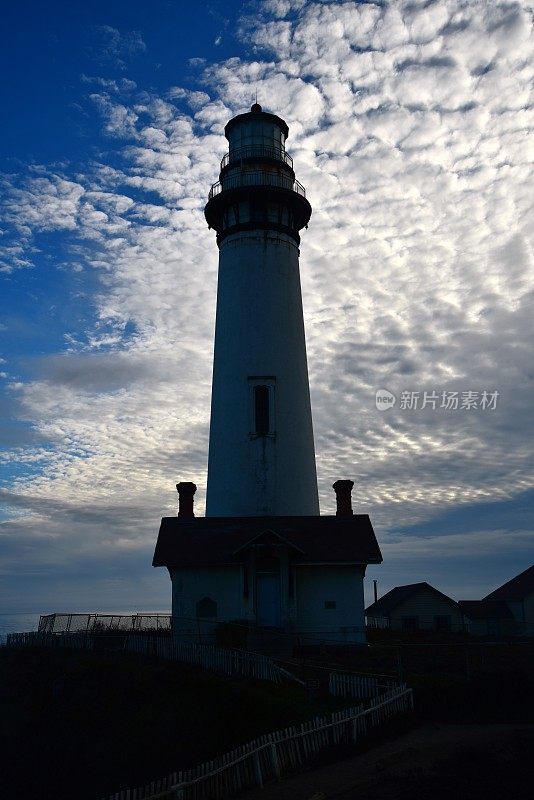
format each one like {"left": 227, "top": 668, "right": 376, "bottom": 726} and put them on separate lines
{"left": 0, "top": 647, "right": 341, "bottom": 800}
{"left": 1, "top": 639, "right": 532, "bottom": 799}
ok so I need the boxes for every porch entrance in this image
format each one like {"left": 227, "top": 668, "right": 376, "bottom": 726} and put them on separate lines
{"left": 256, "top": 571, "right": 281, "bottom": 628}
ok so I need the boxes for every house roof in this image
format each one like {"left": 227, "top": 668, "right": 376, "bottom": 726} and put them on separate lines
{"left": 458, "top": 600, "right": 514, "bottom": 620}
{"left": 153, "top": 514, "right": 382, "bottom": 568}
{"left": 483, "top": 564, "right": 534, "bottom": 602}
{"left": 232, "top": 528, "right": 306, "bottom": 556}
{"left": 365, "top": 582, "right": 457, "bottom": 616}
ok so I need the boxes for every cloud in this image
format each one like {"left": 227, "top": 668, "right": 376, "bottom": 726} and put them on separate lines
{"left": 31, "top": 352, "right": 177, "bottom": 392}
{"left": 1, "top": 174, "right": 85, "bottom": 236}
{"left": 88, "top": 25, "right": 147, "bottom": 70}
{"left": 0, "top": 491, "right": 170, "bottom": 613}
{"left": 81, "top": 75, "right": 137, "bottom": 94}
{"left": 1, "top": 0, "right": 533, "bottom": 609}
{"left": 90, "top": 93, "right": 140, "bottom": 137}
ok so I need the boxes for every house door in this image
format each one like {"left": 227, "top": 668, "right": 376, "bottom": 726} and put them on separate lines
{"left": 256, "top": 572, "right": 281, "bottom": 628}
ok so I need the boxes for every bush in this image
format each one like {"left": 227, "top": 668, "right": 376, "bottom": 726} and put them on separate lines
{"left": 214, "top": 620, "right": 249, "bottom": 649}
{"left": 0, "top": 645, "right": 325, "bottom": 800}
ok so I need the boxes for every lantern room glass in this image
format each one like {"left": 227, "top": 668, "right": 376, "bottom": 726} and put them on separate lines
{"left": 228, "top": 120, "right": 286, "bottom": 161}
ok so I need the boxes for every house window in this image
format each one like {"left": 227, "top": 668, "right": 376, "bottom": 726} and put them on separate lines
{"left": 401, "top": 616, "right": 419, "bottom": 631}
{"left": 249, "top": 377, "right": 275, "bottom": 436}
{"left": 196, "top": 597, "right": 217, "bottom": 618}
{"left": 434, "top": 615, "right": 451, "bottom": 632}
{"left": 324, "top": 600, "right": 337, "bottom": 610}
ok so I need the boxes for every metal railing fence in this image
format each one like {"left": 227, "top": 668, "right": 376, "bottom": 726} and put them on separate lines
{"left": 37, "top": 613, "right": 372, "bottom": 644}
{"left": 38, "top": 613, "right": 172, "bottom": 634}
{"left": 221, "top": 145, "right": 294, "bottom": 170}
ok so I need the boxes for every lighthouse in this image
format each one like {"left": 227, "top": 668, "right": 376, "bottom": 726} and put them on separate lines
{"left": 153, "top": 105, "right": 382, "bottom": 644}
{"left": 204, "top": 103, "right": 319, "bottom": 517}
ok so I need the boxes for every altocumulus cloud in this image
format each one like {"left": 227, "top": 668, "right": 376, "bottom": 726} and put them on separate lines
{"left": 0, "top": 0, "right": 533, "bottom": 610}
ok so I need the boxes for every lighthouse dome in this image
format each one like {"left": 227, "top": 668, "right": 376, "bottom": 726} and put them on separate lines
{"left": 225, "top": 105, "right": 289, "bottom": 158}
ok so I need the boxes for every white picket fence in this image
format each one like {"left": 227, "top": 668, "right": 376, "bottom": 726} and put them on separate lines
{"left": 5, "top": 631, "right": 286, "bottom": 684}
{"left": 6, "top": 631, "right": 94, "bottom": 650}
{"left": 99, "top": 686, "right": 413, "bottom": 800}
{"left": 125, "top": 634, "right": 284, "bottom": 683}
{"left": 6, "top": 631, "right": 413, "bottom": 799}
{"left": 329, "top": 671, "right": 397, "bottom": 700}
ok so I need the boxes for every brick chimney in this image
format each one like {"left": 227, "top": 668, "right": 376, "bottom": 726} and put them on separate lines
{"left": 333, "top": 480, "right": 354, "bottom": 517}
{"left": 176, "top": 482, "right": 197, "bottom": 519}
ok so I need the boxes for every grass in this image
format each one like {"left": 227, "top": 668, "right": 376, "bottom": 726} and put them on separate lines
{"left": 0, "top": 646, "right": 345, "bottom": 800}
{"left": 2, "top": 637, "right": 531, "bottom": 799}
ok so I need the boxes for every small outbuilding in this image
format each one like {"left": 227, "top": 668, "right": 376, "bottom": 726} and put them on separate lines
{"left": 481, "top": 564, "right": 534, "bottom": 636}
{"left": 458, "top": 599, "right": 515, "bottom": 637}
{"left": 365, "top": 581, "right": 464, "bottom": 632}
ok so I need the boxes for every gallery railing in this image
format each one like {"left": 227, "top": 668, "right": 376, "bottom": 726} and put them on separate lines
{"left": 220, "top": 145, "right": 293, "bottom": 170}
{"left": 209, "top": 171, "right": 306, "bottom": 200}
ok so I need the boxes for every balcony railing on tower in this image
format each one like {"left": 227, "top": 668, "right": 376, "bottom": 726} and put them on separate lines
{"left": 221, "top": 145, "right": 294, "bottom": 171}
{"left": 209, "top": 171, "right": 306, "bottom": 201}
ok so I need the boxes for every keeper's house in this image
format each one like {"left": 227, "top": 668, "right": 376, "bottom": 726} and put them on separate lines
{"left": 153, "top": 482, "right": 382, "bottom": 644}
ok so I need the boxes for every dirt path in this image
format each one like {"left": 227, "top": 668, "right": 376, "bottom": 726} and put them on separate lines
{"left": 239, "top": 723, "right": 533, "bottom": 800}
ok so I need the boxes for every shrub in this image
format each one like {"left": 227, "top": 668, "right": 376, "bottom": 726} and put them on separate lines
{"left": 214, "top": 620, "right": 249, "bottom": 649}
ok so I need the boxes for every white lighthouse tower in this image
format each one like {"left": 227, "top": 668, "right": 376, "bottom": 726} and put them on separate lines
{"left": 153, "top": 105, "right": 382, "bottom": 641}
{"left": 204, "top": 103, "right": 319, "bottom": 517}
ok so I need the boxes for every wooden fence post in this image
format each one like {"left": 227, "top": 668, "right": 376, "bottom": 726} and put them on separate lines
{"left": 269, "top": 742, "right": 281, "bottom": 779}
{"left": 253, "top": 752, "right": 263, "bottom": 787}
{"left": 396, "top": 648, "right": 404, "bottom": 683}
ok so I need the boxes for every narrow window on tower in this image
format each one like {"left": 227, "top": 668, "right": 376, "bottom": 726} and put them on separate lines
{"left": 252, "top": 202, "right": 267, "bottom": 223}
{"left": 267, "top": 203, "right": 278, "bottom": 223}
{"left": 248, "top": 377, "right": 275, "bottom": 436}
{"left": 254, "top": 386, "right": 269, "bottom": 434}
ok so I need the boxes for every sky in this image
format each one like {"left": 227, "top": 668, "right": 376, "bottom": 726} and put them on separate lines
{"left": 0, "top": 0, "right": 533, "bottom": 614}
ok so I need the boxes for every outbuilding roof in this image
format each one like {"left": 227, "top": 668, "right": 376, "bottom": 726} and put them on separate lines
{"left": 365, "top": 581, "right": 458, "bottom": 617}
{"left": 483, "top": 564, "right": 534, "bottom": 601}
{"left": 458, "top": 600, "right": 514, "bottom": 620}
{"left": 153, "top": 514, "right": 382, "bottom": 568}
